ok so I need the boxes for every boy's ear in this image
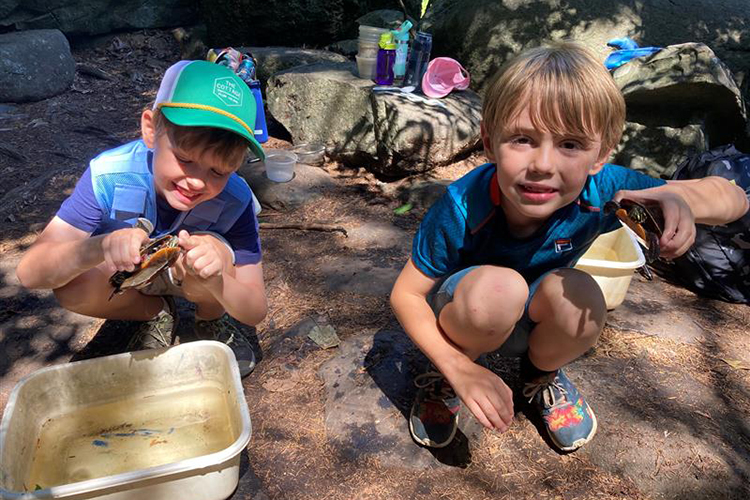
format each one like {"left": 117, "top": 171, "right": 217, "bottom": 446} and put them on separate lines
{"left": 141, "top": 109, "right": 157, "bottom": 148}
{"left": 589, "top": 148, "right": 613, "bottom": 175}
{"left": 480, "top": 121, "right": 497, "bottom": 162}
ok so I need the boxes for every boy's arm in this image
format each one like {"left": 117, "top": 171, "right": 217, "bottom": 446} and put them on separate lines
{"left": 616, "top": 176, "right": 749, "bottom": 259}
{"left": 17, "top": 216, "right": 104, "bottom": 289}
{"left": 16, "top": 216, "right": 150, "bottom": 290}
{"left": 205, "top": 262, "right": 267, "bottom": 326}
{"left": 664, "top": 176, "right": 749, "bottom": 224}
{"left": 390, "top": 259, "right": 514, "bottom": 432}
{"left": 177, "top": 231, "right": 267, "bottom": 326}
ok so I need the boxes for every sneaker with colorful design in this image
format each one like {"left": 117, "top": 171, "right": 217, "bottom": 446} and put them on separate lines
{"left": 522, "top": 368, "right": 597, "bottom": 451}
{"left": 409, "top": 371, "right": 461, "bottom": 448}
{"left": 194, "top": 314, "right": 256, "bottom": 378}
{"left": 127, "top": 296, "right": 177, "bottom": 350}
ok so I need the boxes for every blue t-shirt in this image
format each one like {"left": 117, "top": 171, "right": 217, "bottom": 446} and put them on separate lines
{"left": 412, "top": 162, "right": 666, "bottom": 283}
{"left": 57, "top": 160, "right": 262, "bottom": 266}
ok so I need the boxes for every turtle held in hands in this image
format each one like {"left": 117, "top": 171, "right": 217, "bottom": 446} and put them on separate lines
{"left": 604, "top": 198, "right": 664, "bottom": 263}
{"left": 108, "top": 234, "right": 181, "bottom": 299}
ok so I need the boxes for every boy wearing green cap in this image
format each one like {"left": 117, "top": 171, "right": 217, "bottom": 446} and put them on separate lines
{"left": 16, "top": 60, "right": 266, "bottom": 377}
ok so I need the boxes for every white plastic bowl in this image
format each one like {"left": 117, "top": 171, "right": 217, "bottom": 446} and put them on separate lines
{"left": 0, "top": 341, "right": 251, "bottom": 500}
{"left": 574, "top": 227, "right": 646, "bottom": 310}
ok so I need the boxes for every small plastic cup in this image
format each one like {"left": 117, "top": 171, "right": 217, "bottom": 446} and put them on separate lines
{"left": 357, "top": 41, "right": 379, "bottom": 59}
{"left": 292, "top": 143, "right": 326, "bottom": 166}
{"left": 263, "top": 150, "right": 297, "bottom": 182}
{"left": 356, "top": 55, "right": 377, "bottom": 80}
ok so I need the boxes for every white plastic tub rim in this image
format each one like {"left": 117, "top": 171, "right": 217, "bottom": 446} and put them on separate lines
{"left": 576, "top": 227, "right": 645, "bottom": 271}
{"left": 0, "top": 341, "right": 251, "bottom": 500}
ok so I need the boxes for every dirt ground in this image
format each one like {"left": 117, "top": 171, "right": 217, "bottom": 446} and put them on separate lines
{"left": 1, "top": 29, "right": 749, "bottom": 500}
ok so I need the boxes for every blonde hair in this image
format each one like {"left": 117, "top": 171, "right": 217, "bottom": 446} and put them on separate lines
{"left": 153, "top": 109, "right": 249, "bottom": 170}
{"left": 482, "top": 41, "right": 625, "bottom": 157}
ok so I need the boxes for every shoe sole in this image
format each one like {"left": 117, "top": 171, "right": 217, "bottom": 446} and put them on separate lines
{"left": 408, "top": 410, "right": 459, "bottom": 448}
{"left": 551, "top": 406, "right": 598, "bottom": 452}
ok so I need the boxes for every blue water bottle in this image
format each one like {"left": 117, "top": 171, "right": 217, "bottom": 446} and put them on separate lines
{"left": 249, "top": 81, "right": 268, "bottom": 143}
{"left": 403, "top": 31, "right": 432, "bottom": 92}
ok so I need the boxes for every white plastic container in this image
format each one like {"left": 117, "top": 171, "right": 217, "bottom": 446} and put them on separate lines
{"left": 356, "top": 55, "right": 377, "bottom": 80}
{"left": 574, "top": 227, "right": 646, "bottom": 310}
{"left": 0, "top": 341, "right": 251, "bottom": 500}
{"left": 358, "top": 25, "right": 388, "bottom": 43}
{"left": 262, "top": 149, "right": 297, "bottom": 182}
{"left": 357, "top": 41, "right": 379, "bottom": 59}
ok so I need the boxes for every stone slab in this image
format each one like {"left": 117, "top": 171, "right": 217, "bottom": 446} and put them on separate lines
{"left": 319, "top": 330, "right": 483, "bottom": 469}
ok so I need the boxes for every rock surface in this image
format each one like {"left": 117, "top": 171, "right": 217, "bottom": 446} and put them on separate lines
{"left": 266, "top": 62, "right": 482, "bottom": 176}
{"left": 0, "top": 30, "right": 75, "bottom": 103}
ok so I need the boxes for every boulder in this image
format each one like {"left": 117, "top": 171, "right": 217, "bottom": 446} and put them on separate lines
{"left": 0, "top": 30, "right": 75, "bottom": 103}
{"left": 613, "top": 122, "right": 707, "bottom": 179}
{"left": 266, "top": 62, "right": 482, "bottom": 176}
{"left": 423, "top": 0, "right": 750, "bottom": 99}
{"left": 613, "top": 43, "right": 746, "bottom": 148}
{"left": 239, "top": 160, "right": 336, "bottom": 211}
{"left": 0, "top": 0, "right": 196, "bottom": 37}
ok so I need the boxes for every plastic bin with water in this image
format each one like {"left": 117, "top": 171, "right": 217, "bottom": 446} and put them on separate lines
{"left": 574, "top": 226, "right": 646, "bottom": 310}
{"left": 0, "top": 341, "right": 251, "bottom": 500}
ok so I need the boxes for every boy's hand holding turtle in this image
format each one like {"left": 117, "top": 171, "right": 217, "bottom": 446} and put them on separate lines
{"left": 101, "top": 227, "right": 151, "bottom": 273}
{"left": 175, "top": 230, "right": 230, "bottom": 289}
{"left": 614, "top": 188, "right": 696, "bottom": 259}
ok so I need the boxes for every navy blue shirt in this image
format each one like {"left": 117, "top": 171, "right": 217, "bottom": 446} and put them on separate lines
{"left": 412, "top": 163, "right": 666, "bottom": 283}
{"left": 58, "top": 166, "right": 262, "bottom": 266}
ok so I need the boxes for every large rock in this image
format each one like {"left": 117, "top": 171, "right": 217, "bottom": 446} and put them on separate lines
{"left": 424, "top": 0, "right": 750, "bottom": 96}
{"left": 613, "top": 122, "right": 707, "bottom": 178}
{"left": 0, "top": 0, "right": 196, "bottom": 36}
{"left": 613, "top": 43, "right": 746, "bottom": 148}
{"left": 266, "top": 62, "right": 482, "bottom": 176}
{"left": 0, "top": 30, "right": 74, "bottom": 103}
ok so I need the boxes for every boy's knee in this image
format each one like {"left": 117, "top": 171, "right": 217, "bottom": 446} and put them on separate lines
{"left": 537, "top": 268, "right": 606, "bottom": 339}
{"left": 453, "top": 266, "right": 528, "bottom": 336}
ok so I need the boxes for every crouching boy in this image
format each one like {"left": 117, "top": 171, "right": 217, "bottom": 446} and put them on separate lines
{"left": 17, "top": 61, "right": 269, "bottom": 377}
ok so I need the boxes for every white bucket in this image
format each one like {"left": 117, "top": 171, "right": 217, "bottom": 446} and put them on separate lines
{"left": 574, "top": 227, "right": 646, "bottom": 310}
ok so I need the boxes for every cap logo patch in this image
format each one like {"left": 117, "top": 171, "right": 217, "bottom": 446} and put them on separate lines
{"left": 213, "top": 77, "right": 243, "bottom": 107}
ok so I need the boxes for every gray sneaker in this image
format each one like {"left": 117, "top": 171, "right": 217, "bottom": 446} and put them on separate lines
{"left": 127, "top": 296, "right": 177, "bottom": 350}
{"left": 194, "top": 314, "right": 256, "bottom": 378}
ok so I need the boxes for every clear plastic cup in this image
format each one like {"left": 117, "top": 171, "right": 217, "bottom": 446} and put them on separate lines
{"left": 292, "top": 143, "right": 326, "bottom": 166}
{"left": 356, "top": 55, "right": 377, "bottom": 80}
{"left": 357, "top": 41, "right": 379, "bottom": 59}
{"left": 263, "top": 150, "right": 297, "bottom": 182}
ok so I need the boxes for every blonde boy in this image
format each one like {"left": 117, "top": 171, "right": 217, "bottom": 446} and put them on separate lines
{"left": 390, "top": 42, "right": 749, "bottom": 450}
{"left": 17, "top": 61, "right": 268, "bottom": 377}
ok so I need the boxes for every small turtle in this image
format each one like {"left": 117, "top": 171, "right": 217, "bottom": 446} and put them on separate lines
{"left": 108, "top": 234, "right": 181, "bottom": 299}
{"left": 604, "top": 198, "right": 664, "bottom": 263}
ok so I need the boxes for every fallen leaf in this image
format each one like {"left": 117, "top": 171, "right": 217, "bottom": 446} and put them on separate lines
{"left": 720, "top": 358, "right": 750, "bottom": 370}
{"left": 308, "top": 324, "right": 340, "bottom": 349}
{"left": 393, "top": 203, "right": 413, "bottom": 215}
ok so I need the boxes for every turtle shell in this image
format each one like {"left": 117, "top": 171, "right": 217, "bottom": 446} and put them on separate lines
{"left": 108, "top": 235, "right": 181, "bottom": 299}
{"left": 604, "top": 199, "right": 664, "bottom": 262}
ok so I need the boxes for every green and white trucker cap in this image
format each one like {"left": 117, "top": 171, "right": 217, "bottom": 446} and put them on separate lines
{"left": 154, "top": 60, "right": 265, "bottom": 160}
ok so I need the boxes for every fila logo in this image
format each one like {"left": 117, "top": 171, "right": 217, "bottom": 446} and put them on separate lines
{"left": 554, "top": 238, "right": 573, "bottom": 253}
